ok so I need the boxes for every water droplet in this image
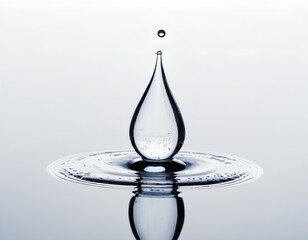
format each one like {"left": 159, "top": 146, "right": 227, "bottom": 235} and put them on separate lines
{"left": 129, "top": 51, "right": 185, "bottom": 160}
{"left": 157, "top": 29, "right": 166, "bottom": 38}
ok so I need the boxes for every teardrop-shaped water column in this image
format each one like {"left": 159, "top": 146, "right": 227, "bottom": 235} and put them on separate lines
{"left": 129, "top": 51, "right": 185, "bottom": 161}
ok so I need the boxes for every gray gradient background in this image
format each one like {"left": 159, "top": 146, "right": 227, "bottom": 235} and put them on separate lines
{"left": 1, "top": 0, "right": 307, "bottom": 239}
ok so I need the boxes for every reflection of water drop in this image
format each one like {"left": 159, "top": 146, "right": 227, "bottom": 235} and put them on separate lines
{"left": 129, "top": 51, "right": 185, "bottom": 160}
{"left": 157, "top": 29, "right": 166, "bottom": 37}
{"left": 129, "top": 185, "right": 184, "bottom": 240}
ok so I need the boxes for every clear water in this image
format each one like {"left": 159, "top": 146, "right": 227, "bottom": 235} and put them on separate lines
{"left": 48, "top": 150, "right": 262, "bottom": 239}
{"left": 47, "top": 151, "right": 263, "bottom": 189}
{"left": 46, "top": 47, "right": 264, "bottom": 240}
{"left": 46, "top": 45, "right": 264, "bottom": 239}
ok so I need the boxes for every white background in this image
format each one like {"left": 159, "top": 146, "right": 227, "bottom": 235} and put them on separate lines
{"left": 0, "top": 0, "right": 307, "bottom": 239}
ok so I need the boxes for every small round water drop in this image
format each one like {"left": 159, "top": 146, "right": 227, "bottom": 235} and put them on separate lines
{"left": 157, "top": 29, "right": 166, "bottom": 38}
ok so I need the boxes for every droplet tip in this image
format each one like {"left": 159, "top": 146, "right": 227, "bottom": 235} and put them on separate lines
{"left": 156, "top": 51, "right": 162, "bottom": 55}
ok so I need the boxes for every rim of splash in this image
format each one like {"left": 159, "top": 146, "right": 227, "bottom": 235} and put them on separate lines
{"left": 47, "top": 150, "right": 263, "bottom": 190}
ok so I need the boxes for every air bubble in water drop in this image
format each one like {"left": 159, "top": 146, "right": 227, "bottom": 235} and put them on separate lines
{"left": 157, "top": 29, "right": 166, "bottom": 38}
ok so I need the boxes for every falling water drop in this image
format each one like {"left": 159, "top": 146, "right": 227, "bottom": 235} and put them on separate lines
{"left": 129, "top": 51, "right": 185, "bottom": 161}
{"left": 157, "top": 29, "right": 166, "bottom": 38}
